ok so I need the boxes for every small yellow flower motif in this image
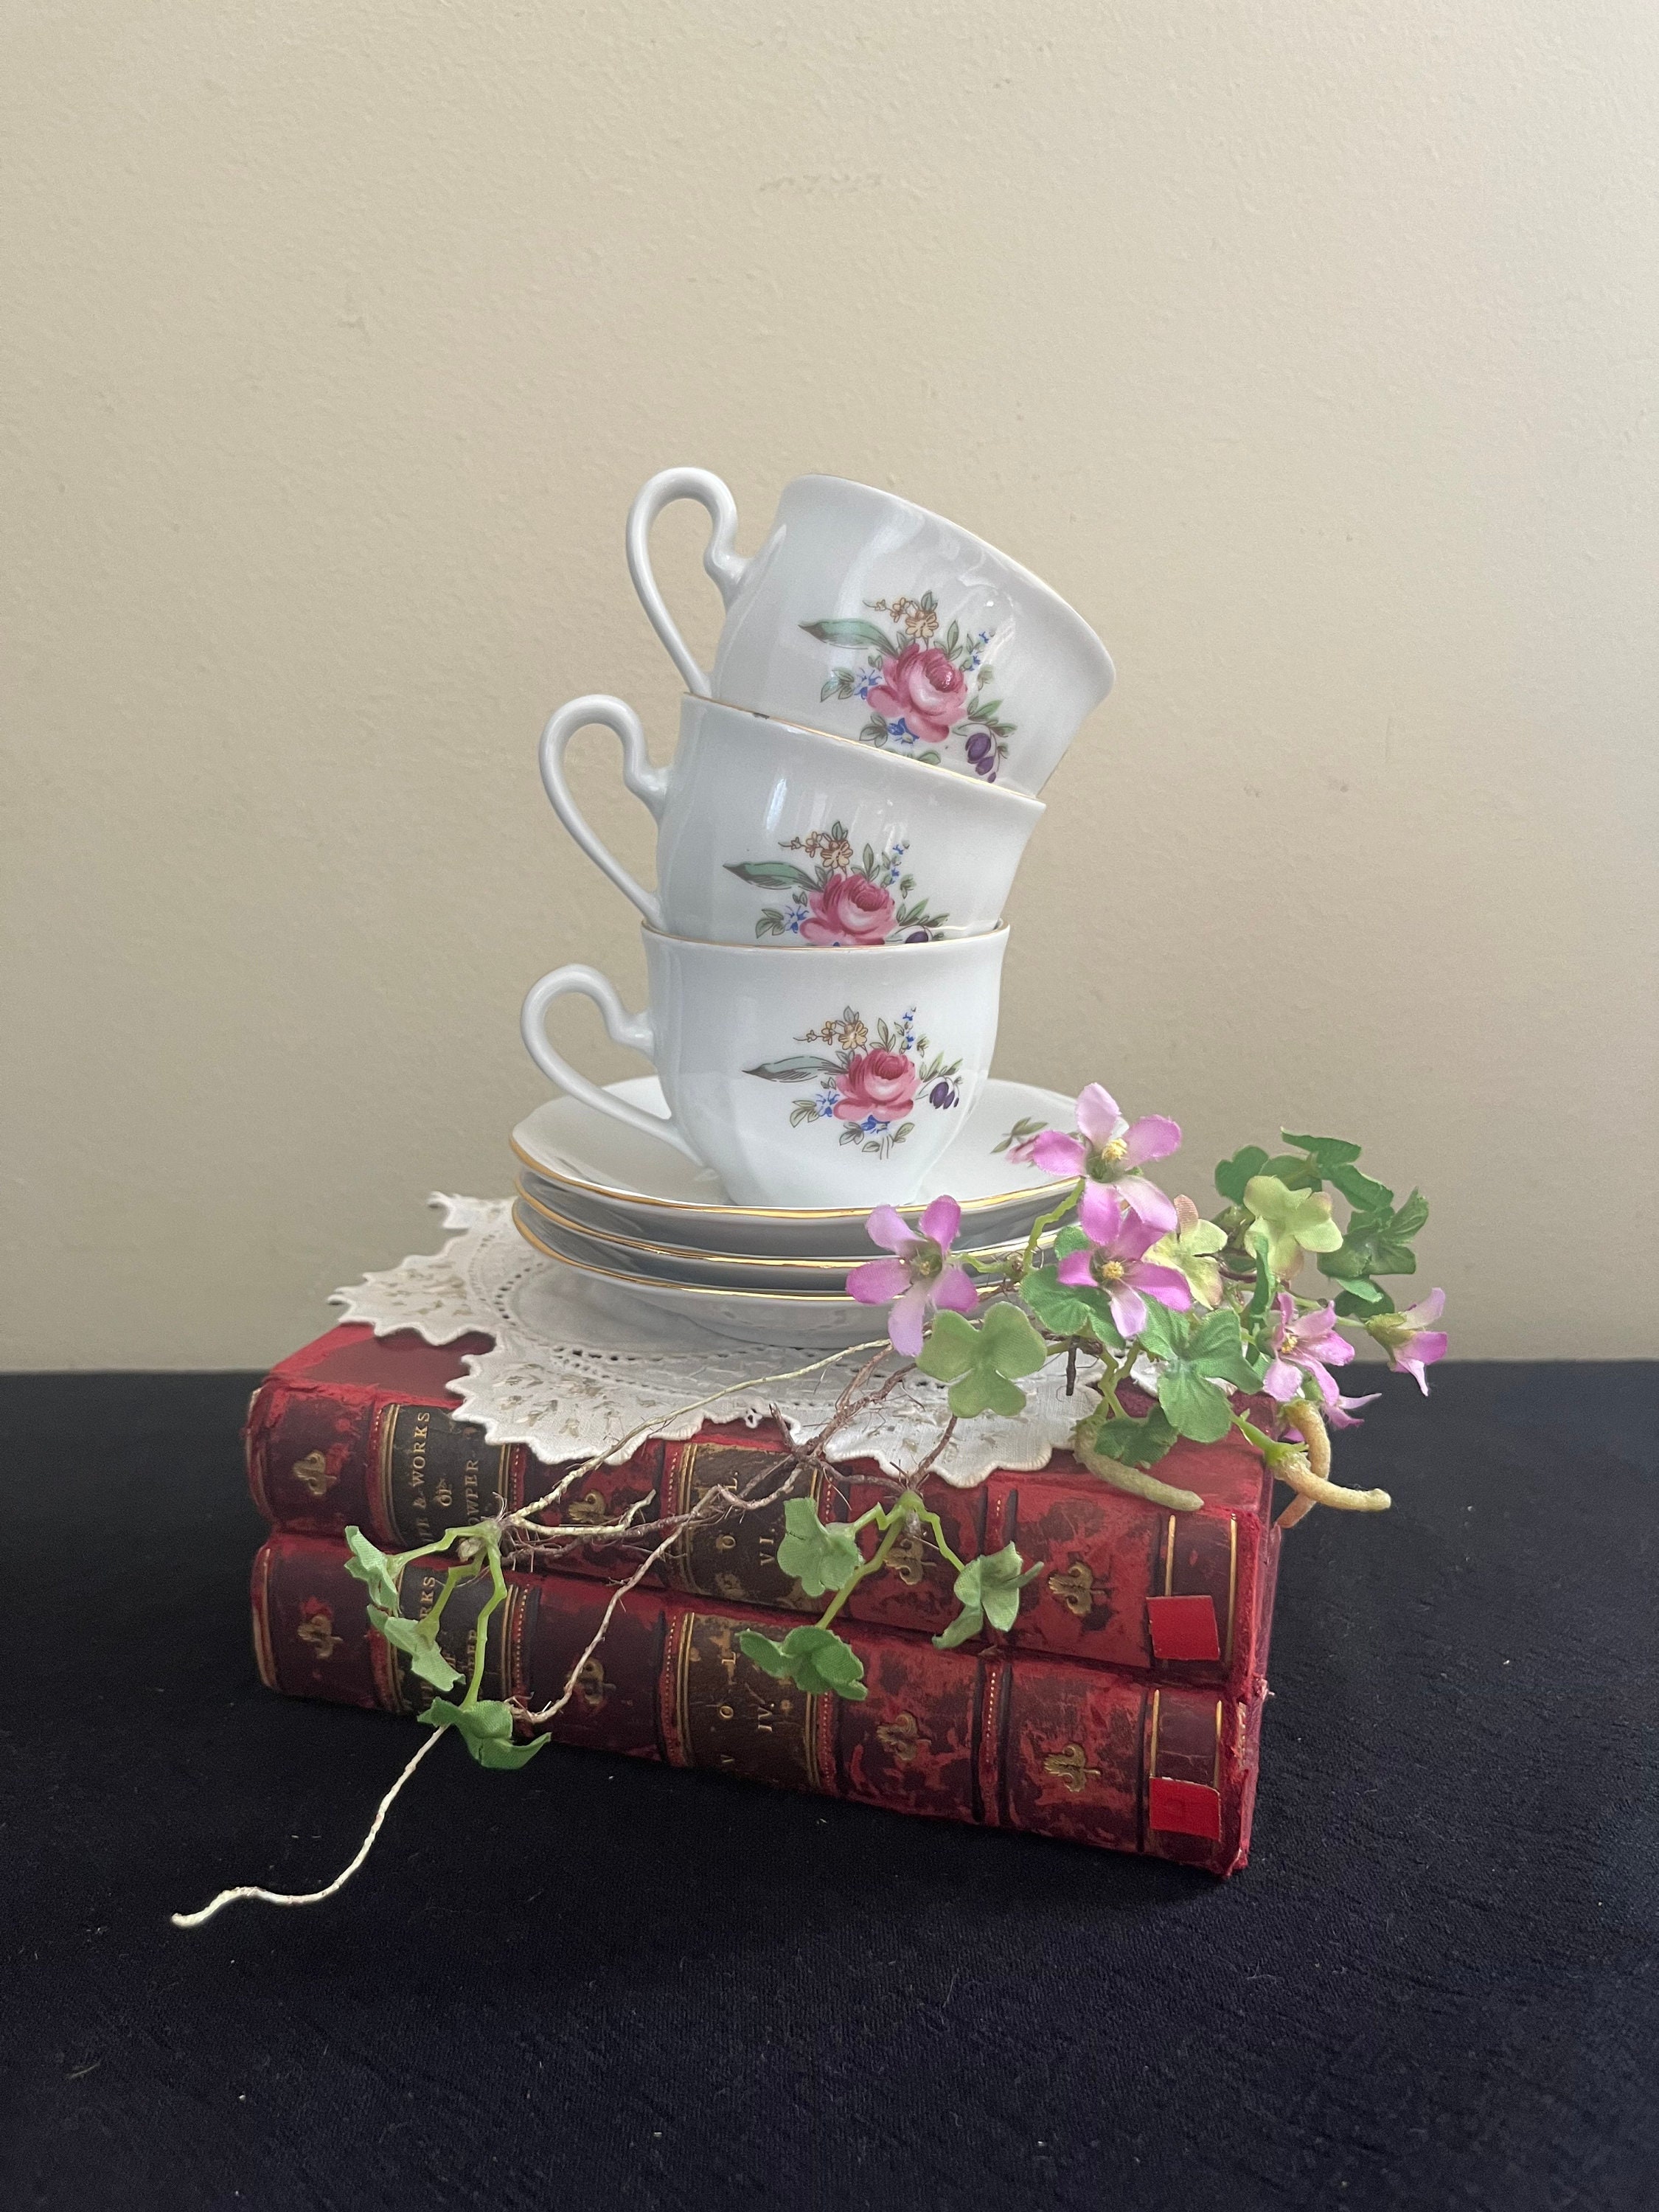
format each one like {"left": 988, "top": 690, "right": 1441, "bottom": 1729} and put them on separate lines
{"left": 906, "top": 605, "right": 939, "bottom": 639}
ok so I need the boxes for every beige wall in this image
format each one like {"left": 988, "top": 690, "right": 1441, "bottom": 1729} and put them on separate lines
{"left": 4, "top": 1, "right": 1655, "bottom": 1366}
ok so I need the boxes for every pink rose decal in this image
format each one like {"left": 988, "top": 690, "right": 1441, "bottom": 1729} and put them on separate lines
{"left": 867, "top": 643, "right": 970, "bottom": 748}
{"left": 834, "top": 1048, "right": 917, "bottom": 1125}
{"left": 799, "top": 873, "right": 896, "bottom": 947}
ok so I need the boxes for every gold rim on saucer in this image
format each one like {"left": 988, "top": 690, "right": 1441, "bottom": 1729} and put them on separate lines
{"left": 511, "top": 1202, "right": 884, "bottom": 1312}
{"left": 513, "top": 1175, "right": 1053, "bottom": 1276}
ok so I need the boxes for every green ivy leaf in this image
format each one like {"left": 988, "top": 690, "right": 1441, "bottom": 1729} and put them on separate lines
{"left": 1074, "top": 1402, "right": 1178, "bottom": 1469}
{"left": 1319, "top": 1192, "right": 1426, "bottom": 1283}
{"left": 933, "top": 1543, "right": 1043, "bottom": 1649}
{"left": 1279, "top": 1130, "right": 1363, "bottom": 1169}
{"left": 1019, "top": 1264, "right": 1124, "bottom": 1349}
{"left": 915, "top": 1304, "right": 1048, "bottom": 1419}
{"left": 419, "top": 1696, "right": 547, "bottom": 1769}
{"left": 776, "top": 1497, "right": 864, "bottom": 1598}
{"left": 367, "top": 1604, "right": 462, "bottom": 1691}
{"left": 1214, "top": 1145, "right": 1270, "bottom": 1203}
{"left": 342, "top": 1526, "right": 400, "bottom": 1613}
{"left": 737, "top": 1624, "right": 868, "bottom": 1700}
{"left": 1138, "top": 1306, "right": 1265, "bottom": 1443}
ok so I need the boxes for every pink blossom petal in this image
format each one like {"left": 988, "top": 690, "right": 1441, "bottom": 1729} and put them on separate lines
{"left": 1118, "top": 1114, "right": 1183, "bottom": 1169}
{"left": 1077, "top": 1179, "right": 1128, "bottom": 1251}
{"left": 863, "top": 1206, "right": 913, "bottom": 1256}
{"left": 1107, "top": 1284, "right": 1148, "bottom": 1340}
{"left": 1056, "top": 1249, "right": 1096, "bottom": 1289}
{"left": 1303, "top": 1358, "right": 1342, "bottom": 1405}
{"left": 1110, "top": 1208, "right": 1169, "bottom": 1265}
{"left": 1274, "top": 1291, "right": 1298, "bottom": 1326}
{"left": 1115, "top": 1175, "right": 1178, "bottom": 1235}
{"left": 1031, "top": 1130, "right": 1088, "bottom": 1178}
{"left": 1126, "top": 1261, "right": 1194, "bottom": 1312}
{"left": 1400, "top": 1289, "right": 1446, "bottom": 1329}
{"left": 1073, "top": 1084, "right": 1124, "bottom": 1146}
{"left": 1262, "top": 1357, "right": 1303, "bottom": 1403}
{"left": 1324, "top": 1392, "right": 1382, "bottom": 1430}
{"left": 917, "top": 1194, "right": 962, "bottom": 1251}
{"left": 886, "top": 1282, "right": 932, "bottom": 1358}
{"left": 933, "top": 1265, "right": 979, "bottom": 1317}
{"left": 1315, "top": 1330, "right": 1355, "bottom": 1368}
{"left": 1396, "top": 1332, "right": 1448, "bottom": 1392}
{"left": 846, "top": 1256, "right": 913, "bottom": 1307}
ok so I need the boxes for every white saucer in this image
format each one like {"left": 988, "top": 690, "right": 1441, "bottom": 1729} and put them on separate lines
{"left": 510, "top": 1201, "right": 888, "bottom": 1349}
{"left": 513, "top": 1176, "right": 1054, "bottom": 1295}
{"left": 510, "top": 1074, "right": 1072, "bottom": 1259}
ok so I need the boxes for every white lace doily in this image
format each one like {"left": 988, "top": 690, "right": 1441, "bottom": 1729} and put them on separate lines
{"left": 330, "top": 1196, "right": 1102, "bottom": 1488}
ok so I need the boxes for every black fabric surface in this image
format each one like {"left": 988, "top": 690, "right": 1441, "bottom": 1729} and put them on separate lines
{"left": 3, "top": 1363, "right": 1655, "bottom": 2212}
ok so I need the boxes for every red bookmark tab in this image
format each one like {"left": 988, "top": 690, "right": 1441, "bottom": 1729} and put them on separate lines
{"left": 1146, "top": 1593, "right": 1221, "bottom": 1663}
{"left": 1148, "top": 1776, "right": 1223, "bottom": 1840}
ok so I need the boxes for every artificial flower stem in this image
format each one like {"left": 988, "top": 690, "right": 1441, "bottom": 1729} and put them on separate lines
{"left": 916, "top": 1509, "right": 967, "bottom": 1576}
{"left": 460, "top": 1537, "right": 509, "bottom": 1709}
{"left": 421, "top": 1562, "right": 477, "bottom": 1637}
{"left": 813, "top": 1498, "right": 917, "bottom": 1632}
{"left": 1019, "top": 1181, "right": 1085, "bottom": 1271}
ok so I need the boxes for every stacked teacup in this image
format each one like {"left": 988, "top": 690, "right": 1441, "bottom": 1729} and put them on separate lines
{"left": 514, "top": 469, "right": 1114, "bottom": 1346}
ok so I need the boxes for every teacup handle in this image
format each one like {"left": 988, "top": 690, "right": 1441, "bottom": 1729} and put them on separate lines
{"left": 539, "top": 695, "right": 669, "bottom": 931}
{"left": 625, "top": 467, "right": 750, "bottom": 696}
{"left": 521, "top": 964, "right": 703, "bottom": 1164}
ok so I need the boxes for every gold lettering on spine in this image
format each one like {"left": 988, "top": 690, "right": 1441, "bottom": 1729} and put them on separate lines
{"left": 1224, "top": 1517, "right": 1238, "bottom": 1667}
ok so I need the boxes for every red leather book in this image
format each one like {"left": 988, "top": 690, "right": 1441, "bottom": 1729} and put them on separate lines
{"left": 253, "top": 1531, "right": 1267, "bottom": 1875}
{"left": 246, "top": 1325, "right": 1280, "bottom": 1694}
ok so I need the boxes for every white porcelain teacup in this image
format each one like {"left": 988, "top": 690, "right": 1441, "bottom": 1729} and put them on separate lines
{"left": 626, "top": 470, "right": 1115, "bottom": 797}
{"left": 521, "top": 928, "right": 1008, "bottom": 1209}
{"left": 540, "top": 692, "right": 1043, "bottom": 947}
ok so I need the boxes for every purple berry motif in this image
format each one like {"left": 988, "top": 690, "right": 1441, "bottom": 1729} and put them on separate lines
{"left": 964, "top": 731, "right": 993, "bottom": 763}
{"left": 930, "top": 1079, "right": 959, "bottom": 1110}
{"left": 905, "top": 929, "right": 932, "bottom": 944}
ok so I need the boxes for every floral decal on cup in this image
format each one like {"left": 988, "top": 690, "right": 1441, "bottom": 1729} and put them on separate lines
{"left": 745, "top": 1006, "right": 964, "bottom": 1158}
{"left": 800, "top": 592, "right": 1015, "bottom": 780}
{"left": 724, "top": 821, "right": 949, "bottom": 945}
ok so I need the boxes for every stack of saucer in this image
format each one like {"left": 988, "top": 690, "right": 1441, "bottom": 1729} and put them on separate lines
{"left": 515, "top": 469, "right": 1114, "bottom": 1347}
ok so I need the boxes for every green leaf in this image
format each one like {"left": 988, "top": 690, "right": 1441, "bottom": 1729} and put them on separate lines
{"left": 1280, "top": 1130, "right": 1363, "bottom": 1169}
{"left": 419, "top": 1696, "right": 547, "bottom": 1768}
{"left": 799, "top": 618, "right": 898, "bottom": 655}
{"left": 933, "top": 1543, "right": 1042, "bottom": 1649}
{"left": 1132, "top": 1297, "right": 1183, "bottom": 1362}
{"left": 1247, "top": 1231, "right": 1276, "bottom": 1316}
{"left": 776, "top": 1497, "right": 864, "bottom": 1598}
{"left": 1054, "top": 1225, "right": 1089, "bottom": 1259}
{"left": 1327, "top": 1161, "right": 1395, "bottom": 1214}
{"left": 1214, "top": 1145, "right": 1270, "bottom": 1203}
{"left": 342, "top": 1526, "right": 400, "bottom": 1613}
{"left": 1158, "top": 1363, "right": 1234, "bottom": 1443}
{"left": 1075, "top": 1402, "right": 1178, "bottom": 1469}
{"left": 1392, "top": 1189, "right": 1430, "bottom": 1238}
{"left": 915, "top": 1304, "right": 1048, "bottom": 1419}
{"left": 723, "top": 860, "right": 816, "bottom": 889}
{"left": 744, "top": 1054, "right": 843, "bottom": 1084}
{"left": 1336, "top": 1282, "right": 1394, "bottom": 1320}
{"left": 1141, "top": 1305, "right": 1264, "bottom": 1442}
{"left": 1019, "top": 1265, "right": 1124, "bottom": 1349}
{"left": 737, "top": 1625, "right": 868, "bottom": 1700}
{"left": 367, "top": 1604, "right": 462, "bottom": 1691}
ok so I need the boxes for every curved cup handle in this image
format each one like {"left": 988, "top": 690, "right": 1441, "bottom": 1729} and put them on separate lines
{"left": 520, "top": 964, "right": 703, "bottom": 1165}
{"left": 539, "top": 695, "right": 669, "bottom": 931}
{"left": 625, "top": 467, "right": 749, "bottom": 696}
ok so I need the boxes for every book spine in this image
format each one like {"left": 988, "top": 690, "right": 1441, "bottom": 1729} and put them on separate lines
{"left": 246, "top": 1390, "right": 1273, "bottom": 1693}
{"left": 252, "top": 1533, "right": 1263, "bottom": 1875}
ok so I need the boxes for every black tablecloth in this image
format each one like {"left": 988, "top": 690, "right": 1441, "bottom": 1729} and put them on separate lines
{"left": 3, "top": 1363, "right": 1655, "bottom": 2211}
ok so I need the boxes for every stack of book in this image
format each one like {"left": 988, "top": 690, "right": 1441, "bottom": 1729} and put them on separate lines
{"left": 246, "top": 1324, "right": 1284, "bottom": 1875}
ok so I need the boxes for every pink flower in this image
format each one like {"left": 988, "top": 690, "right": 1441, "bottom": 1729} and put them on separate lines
{"left": 1056, "top": 1183, "right": 1193, "bottom": 1340}
{"left": 799, "top": 873, "right": 896, "bottom": 947}
{"left": 1262, "top": 1293, "right": 1356, "bottom": 1406}
{"left": 1323, "top": 1392, "right": 1382, "bottom": 1430}
{"left": 847, "top": 1195, "right": 979, "bottom": 1356}
{"left": 1366, "top": 1290, "right": 1448, "bottom": 1394}
{"left": 1030, "top": 1083, "right": 1181, "bottom": 1233}
{"left": 834, "top": 1048, "right": 917, "bottom": 1126}
{"left": 867, "top": 642, "right": 970, "bottom": 748}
